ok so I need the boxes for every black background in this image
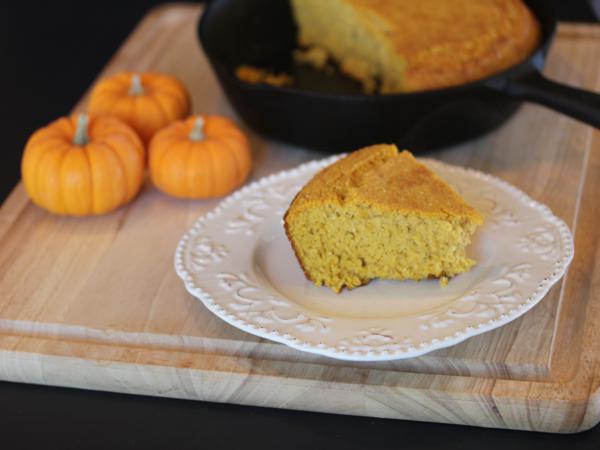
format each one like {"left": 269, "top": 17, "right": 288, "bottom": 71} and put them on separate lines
{"left": 1, "top": 1, "right": 599, "bottom": 449}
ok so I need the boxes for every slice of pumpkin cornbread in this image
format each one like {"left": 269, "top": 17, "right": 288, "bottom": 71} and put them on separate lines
{"left": 283, "top": 145, "right": 484, "bottom": 293}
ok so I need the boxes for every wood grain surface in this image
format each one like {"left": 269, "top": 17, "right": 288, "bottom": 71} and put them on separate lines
{"left": 0, "top": 4, "right": 599, "bottom": 433}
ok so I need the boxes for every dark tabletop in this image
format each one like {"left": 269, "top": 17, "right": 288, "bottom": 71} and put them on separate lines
{"left": 2, "top": 1, "right": 600, "bottom": 449}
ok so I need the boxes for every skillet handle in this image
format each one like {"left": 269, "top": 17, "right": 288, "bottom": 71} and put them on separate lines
{"left": 486, "top": 70, "right": 600, "bottom": 128}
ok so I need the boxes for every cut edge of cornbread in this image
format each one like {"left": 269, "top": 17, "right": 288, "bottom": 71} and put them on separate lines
{"left": 290, "top": 0, "right": 404, "bottom": 94}
{"left": 290, "top": 0, "right": 541, "bottom": 94}
{"left": 283, "top": 145, "right": 483, "bottom": 293}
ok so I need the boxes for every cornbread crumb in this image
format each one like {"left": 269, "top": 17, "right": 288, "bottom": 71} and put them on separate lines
{"left": 284, "top": 145, "right": 484, "bottom": 293}
{"left": 235, "top": 65, "right": 294, "bottom": 87}
{"left": 293, "top": 46, "right": 330, "bottom": 70}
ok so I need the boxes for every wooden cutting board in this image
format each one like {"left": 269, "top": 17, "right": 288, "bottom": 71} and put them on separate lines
{"left": 1, "top": 4, "right": 600, "bottom": 433}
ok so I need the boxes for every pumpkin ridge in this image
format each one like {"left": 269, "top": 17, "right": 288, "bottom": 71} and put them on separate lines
{"left": 205, "top": 139, "right": 222, "bottom": 196}
{"left": 27, "top": 128, "right": 62, "bottom": 148}
{"left": 156, "top": 137, "right": 183, "bottom": 194}
{"left": 46, "top": 144, "right": 70, "bottom": 214}
{"left": 81, "top": 143, "right": 95, "bottom": 215}
{"left": 32, "top": 148, "right": 49, "bottom": 208}
{"left": 30, "top": 139, "right": 67, "bottom": 204}
{"left": 216, "top": 136, "right": 242, "bottom": 187}
{"left": 58, "top": 146, "right": 77, "bottom": 215}
{"left": 60, "top": 148, "right": 92, "bottom": 215}
{"left": 105, "top": 124, "right": 145, "bottom": 167}
{"left": 185, "top": 140, "right": 196, "bottom": 196}
{"left": 148, "top": 94, "right": 170, "bottom": 125}
{"left": 103, "top": 141, "right": 133, "bottom": 203}
{"left": 87, "top": 142, "right": 121, "bottom": 214}
{"left": 32, "top": 143, "right": 61, "bottom": 209}
{"left": 27, "top": 136, "right": 67, "bottom": 155}
{"left": 129, "top": 95, "right": 145, "bottom": 141}
{"left": 100, "top": 116, "right": 144, "bottom": 198}
{"left": 156, "top": 85, "right": 189, "bottom": 112}
{"left": 89, "top": 94, "right": 121, "bottom": 118}
{"left": 119, "top": 95, "right": 136, "bottom": 120}
{"left": 81, "top": 143, "right": 99, "bottom": 214}
{"left": 25, "top": 139, "right": 65, "bottom": 206}
{"left": 167, "top": 140, "right": 191, "bottom": 197}
{"left": 124, "top": 131, "right": 144, "bottom": 193}
{"left": 101, "top": 141, "right": 129, "bottom": 204}
{"left": 151, "top": 92, "right": 180, "bottom": 122}
{"left": 100, "top": 124, "right": 137, "bottom": 143}
{"left": 155, "top": 90, "right": 189, "bottom": 120}
{"left": 137, "top": 95, "right": 166, "bottom": 144}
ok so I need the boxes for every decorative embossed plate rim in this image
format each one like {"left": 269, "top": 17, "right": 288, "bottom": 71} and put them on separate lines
{"left": 174, "top": 155, "right": 574, "bottom": 361}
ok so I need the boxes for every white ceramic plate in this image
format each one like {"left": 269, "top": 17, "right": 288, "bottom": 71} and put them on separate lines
{"left": 175, "top": 155, "right": 574, "bottom": 361}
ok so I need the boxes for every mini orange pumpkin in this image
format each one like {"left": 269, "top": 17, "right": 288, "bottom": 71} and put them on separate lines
{"left": 88, "top": 71, "right": 190, "bottom": 144}
{"left": 21, "top": 114, "right": 145, "bottom": 216}
{"left": 149, "top": 115, "right": 252, "bottom": 198}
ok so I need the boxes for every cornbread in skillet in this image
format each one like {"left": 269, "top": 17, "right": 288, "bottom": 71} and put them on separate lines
{"left": 283, "top": 145, "right": 484, "bottom": 293}
{"left": 290, "top": 0, "right": 541, "bottom": 93}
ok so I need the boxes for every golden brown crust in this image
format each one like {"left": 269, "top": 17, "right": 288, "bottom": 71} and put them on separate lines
{"left": 285, "top": 145, "right": 484, "bottom": 225}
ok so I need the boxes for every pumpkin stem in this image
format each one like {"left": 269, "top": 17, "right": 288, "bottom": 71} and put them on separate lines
{"left": 129, "top": 73, "right": 145, "bottom": 96}
{"left": 189, "top": 116, "right": 205, "bottom": 141}
{"left": 73, "top": 114, "right": 90, "bottom": 146}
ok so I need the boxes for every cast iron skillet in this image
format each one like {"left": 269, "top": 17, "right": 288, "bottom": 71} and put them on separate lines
{"left": 198, "top": 0, "right": 600, "bottom": 152}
